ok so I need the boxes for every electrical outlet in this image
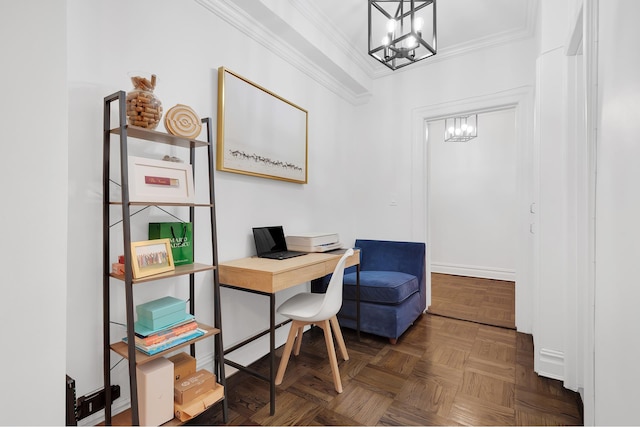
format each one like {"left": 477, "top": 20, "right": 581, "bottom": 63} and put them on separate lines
{"left": 76, "top": 385, "right": 120, "bottom": 420}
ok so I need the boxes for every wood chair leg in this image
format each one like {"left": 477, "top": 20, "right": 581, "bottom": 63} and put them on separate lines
{"left": 318, "top": 319, "right": 343, "bottom": 393}
{"left": 293, "top": 324, "right": 305, "bottom": 356}
{"left": 329, "top": 315, "right": 349, "bottom": 361}
{"left": 275, "top": 320, "right": 302, "bottom": 385}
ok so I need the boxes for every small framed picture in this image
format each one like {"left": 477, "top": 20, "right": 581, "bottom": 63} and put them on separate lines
{"left": 128, "top": 156, "right": 195, "bottom": 204}
{"left": 131, "top": 239, "right": 175, "bottom": 279}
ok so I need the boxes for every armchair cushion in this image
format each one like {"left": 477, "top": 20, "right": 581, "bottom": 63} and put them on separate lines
{"left": 343, "top": 271, "right": 419, "bottom": 305}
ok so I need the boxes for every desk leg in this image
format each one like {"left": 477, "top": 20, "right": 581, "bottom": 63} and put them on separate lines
{"left": 356, "top": 264, "right": 361, "bottom": 341}
{"left": 270, "top": 293, "right": 276, "bottom": 416}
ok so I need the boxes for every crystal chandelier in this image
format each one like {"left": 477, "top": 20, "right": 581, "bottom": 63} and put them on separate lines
{"left": 368, "top": 0, "right": 437, "bottom": 70}
{"left": 444, "top": 115, "right": 478, "bottom": 142}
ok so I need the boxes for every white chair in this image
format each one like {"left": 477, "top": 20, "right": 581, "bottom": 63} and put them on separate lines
{"left": 274, "top": 248, "right": 354, "bottom": 393}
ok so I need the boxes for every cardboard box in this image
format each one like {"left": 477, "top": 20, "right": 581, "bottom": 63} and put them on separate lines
{"left": 174, "top": 385, "right": 224, "bottom": 422}
{"left": 136, "top": 296, "right": 186, "bottom": 330}
{"left": 174, "top": 369, "right": 217, "bottom": 405}
{"left": 136, "top": 357, "right": 174, "bottom": 426}
{"left": 111, "top": 262, "right": 125, "bottom": 275}
{"left": 168, "top": 352, "right": 196, "bottom": 382}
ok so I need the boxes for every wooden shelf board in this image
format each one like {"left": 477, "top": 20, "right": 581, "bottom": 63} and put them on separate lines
{"left": 110, "top": 125, "right": 209, "bottom": 148}
{"left": 110, "top": 323, "right": 220, "bottom": 364}
{"left": 110, "top": 263, "right": 216, "bottom": 284}
{"left": 108, "top": 201, "right": 214, "bottom": 207}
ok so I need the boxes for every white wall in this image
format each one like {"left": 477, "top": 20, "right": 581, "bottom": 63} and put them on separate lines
{"left": 530, "top": 2, "right": 640, "bottom": 424}
{"left": 353, "top": 38, "right": 536, "bottom": 239}
{"left": 594, "top": 1, "right": 640, "bottom": 424}
{"left": 429, "top": 110, "right": 518, "bottom": 281}
{"left": 354, "top": 38, "right": 537, "bottom": 332}
{"left": 533, "top": 43, "right": 570, "bottom": 380}
{"left": 533, "top": 0, "right": 591, "bottom": 393}
{"left": 66, "top": 0, "right": 359, "bottom": 422}
{"left": 0, "top": 1, "right": 68, "bottom": 425}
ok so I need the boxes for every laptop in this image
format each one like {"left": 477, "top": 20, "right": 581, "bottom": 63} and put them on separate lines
{"left": 253, "top": 226, "right": 307, "bottom": 260}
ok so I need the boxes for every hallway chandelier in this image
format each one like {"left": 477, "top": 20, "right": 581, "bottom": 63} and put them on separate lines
{"left": 444, "top": 115, "right": 478, "bottom": 142}
{"left": 368, "top": 0, "right": 437, "bottom": 70}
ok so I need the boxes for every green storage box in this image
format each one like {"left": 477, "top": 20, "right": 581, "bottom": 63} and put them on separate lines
{"left": 136, "top": 296, "right": 186, "bottom": 330}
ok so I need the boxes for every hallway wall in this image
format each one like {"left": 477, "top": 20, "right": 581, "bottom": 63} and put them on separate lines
{"left": 594, "top": 1, "right": 640, "bottom": 423}
{"left": 429, "top": 109, "right": 518, "bottom": 281}
{"left": 1, "top": 1, "right": 68, "bottom": 425}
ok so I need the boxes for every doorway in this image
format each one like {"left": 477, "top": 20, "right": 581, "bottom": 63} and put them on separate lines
{"left": 409, "top": 88, "right": 535, "bottom": 332}
{"left": 425, "top": 109, "right": 518, "bottom": 328}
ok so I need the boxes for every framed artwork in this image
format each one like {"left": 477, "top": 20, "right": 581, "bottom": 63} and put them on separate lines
{"left": 216, "top": 67, "right": 308, "bottom": 184}
{"left": 128, "top": 156, "right": 195, "bottom": 203}
{"left": 131, "top": 239, "right": 175, "bottom": 279}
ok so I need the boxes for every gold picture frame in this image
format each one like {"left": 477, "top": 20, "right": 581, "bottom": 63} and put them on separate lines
{"left": 131, "top": 239, "right": 175, "bottom": 279}
{"left": 216, "top": 67, "right": 308, "bottom": 184}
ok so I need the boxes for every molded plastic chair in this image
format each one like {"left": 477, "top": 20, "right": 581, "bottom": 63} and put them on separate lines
{"left": 274, "top": 248, "right": 354, "bottom": 393}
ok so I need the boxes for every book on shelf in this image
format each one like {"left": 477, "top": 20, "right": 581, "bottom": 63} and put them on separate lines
{"left": 134, "top": 319, "right": 198, "bottom": 346}
{"left": 124, "top": 328, "right": 206, "bottom": 356}
{"left": 285, "top": 232, "right": 339, "bottom": 247}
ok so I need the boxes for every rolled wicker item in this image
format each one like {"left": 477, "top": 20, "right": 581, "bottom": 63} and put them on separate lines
{"left": 164, "top": 104, "right": 202, "bottom": 139}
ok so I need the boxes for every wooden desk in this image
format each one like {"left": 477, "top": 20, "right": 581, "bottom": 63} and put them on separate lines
{"left": 218, "top": 249, "right": 360, "bottom": 415}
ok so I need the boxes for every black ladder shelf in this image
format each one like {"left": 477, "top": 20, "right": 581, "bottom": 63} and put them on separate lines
{"left": 102, "top": 91, "right": 227, "bottom": 425}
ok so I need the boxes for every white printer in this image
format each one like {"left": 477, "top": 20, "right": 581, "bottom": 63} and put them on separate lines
{"left": 285, "top": 232, "right": 341, "bottom": 252}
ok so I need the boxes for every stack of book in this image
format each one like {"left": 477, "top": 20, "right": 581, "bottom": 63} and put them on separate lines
{"left": 285, "top": 232, "right": 341, "bottom": 252}
{"left": 123, "top": 297, "right": 205, "bottom": 355}
{"left": 127, "top": 316, "right": 205, "bottom": 355}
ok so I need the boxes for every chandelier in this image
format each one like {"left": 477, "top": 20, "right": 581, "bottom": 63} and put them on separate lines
{"left": 368, "top": 0, "right": 437, "bottom": 70}
{"left": 444, "top": 115, "right": 478, "bottom": 142}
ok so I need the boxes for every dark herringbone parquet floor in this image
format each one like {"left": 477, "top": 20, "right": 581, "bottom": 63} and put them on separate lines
{"left": 192, "top": 275, "right": 583, "bottom": 426}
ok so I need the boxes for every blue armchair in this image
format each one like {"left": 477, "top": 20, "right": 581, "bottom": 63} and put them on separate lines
{"left": 312, "top": 239, "right": 426, "bottom": 344}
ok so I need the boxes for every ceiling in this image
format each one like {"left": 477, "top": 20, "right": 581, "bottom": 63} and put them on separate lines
{"left": 196, "top": 0, "right": 537, "bottom": 104}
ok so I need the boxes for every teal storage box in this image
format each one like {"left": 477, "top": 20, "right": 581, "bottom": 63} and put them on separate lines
{"left": 136, "top": 296, "right": 186, "bottom": 330}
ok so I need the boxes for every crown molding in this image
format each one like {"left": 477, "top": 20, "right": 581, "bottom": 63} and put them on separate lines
{"left": 194, "top": 0, "right": 372, "bottom": 105}
{"left": 289, "top": 1, "right": 380, "bottom": 78}
{"left": 195, "top": 0, "right": 537, "bottom": 99}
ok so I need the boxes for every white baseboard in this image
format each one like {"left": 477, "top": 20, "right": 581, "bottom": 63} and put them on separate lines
{"left": 536, "top": 347, "right": 565, "bottom": 381}
{"left": 431, "top": 262, "right": 516, "bottom": 281}
{"left": 78, "top": 398, "right": 131, "bottom": 427}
